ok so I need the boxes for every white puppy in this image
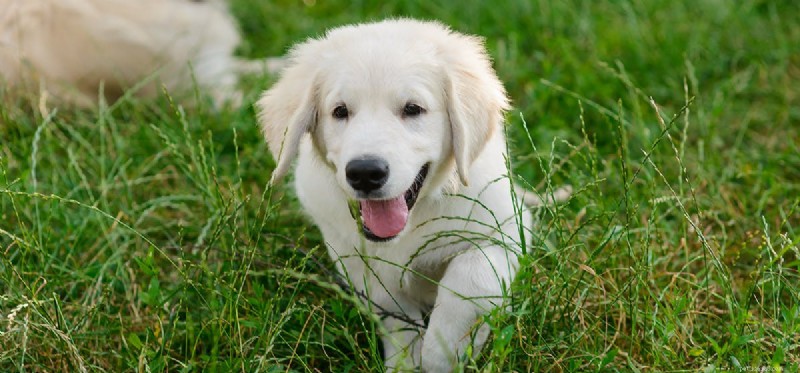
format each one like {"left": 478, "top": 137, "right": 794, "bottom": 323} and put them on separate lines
{"left": 0, "top": 0, "right": 277, "bottom": 107}
{"left": 258, "top": 19, "right": 566, "bottom": 372}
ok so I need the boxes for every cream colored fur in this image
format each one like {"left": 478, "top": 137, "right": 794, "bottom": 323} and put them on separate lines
{"left": 0, "top": 0, "right": 277, "bottom": 107}
{"left": 258, "top": 19, "right": 569, "bottom": 372}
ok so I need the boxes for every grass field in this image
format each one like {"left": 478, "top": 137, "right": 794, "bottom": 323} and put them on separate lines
{"left": 2, "top": 0, "right": 799, "bottom": 371}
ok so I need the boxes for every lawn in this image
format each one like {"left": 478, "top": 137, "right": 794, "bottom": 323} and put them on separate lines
{"left": 1, "top": 0, "right": 799, "bottom": 371}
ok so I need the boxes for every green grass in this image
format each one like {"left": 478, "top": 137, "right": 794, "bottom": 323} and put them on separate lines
{"left": 2, "top": 0, "right": 799, "bottom": 371}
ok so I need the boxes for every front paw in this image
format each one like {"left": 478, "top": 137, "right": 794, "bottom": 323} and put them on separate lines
{"left": 421, "top": 322, "right": 490, "bottom": 372}
{"left": 420, "top": 336, "right": 455, "bottom": 373}
{"left": 382, "top": 329, "right": 423, "bottom": 372}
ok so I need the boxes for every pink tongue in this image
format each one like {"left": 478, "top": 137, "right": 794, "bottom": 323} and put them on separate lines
{"left": 360, "top": 196, "right": 409, "bottom": 238}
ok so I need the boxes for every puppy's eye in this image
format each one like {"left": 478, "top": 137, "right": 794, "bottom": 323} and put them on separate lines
{"left": 403, "top": 103, "right": 425, "bottom": 118}
{"left": 332, "top": 104, "right": 349, "bottom": 120}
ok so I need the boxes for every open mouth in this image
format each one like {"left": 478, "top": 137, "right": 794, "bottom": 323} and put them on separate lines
{"left": 357, "top": 163, "right": 430, "bottom": 242}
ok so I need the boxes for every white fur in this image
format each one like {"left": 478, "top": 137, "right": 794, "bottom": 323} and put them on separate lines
{"left": 0, "top": 0, "right": 279, "bottom": 107}
{"left": 258, "top": 19, "right": 537, "bottom": 372}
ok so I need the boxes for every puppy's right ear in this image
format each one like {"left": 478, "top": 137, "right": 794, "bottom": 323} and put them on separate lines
{"left": 256, "top": 43, "right": 319, "bottom": 184}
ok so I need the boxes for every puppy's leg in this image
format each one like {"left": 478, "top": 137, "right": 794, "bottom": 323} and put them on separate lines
{"left": 369, "top": 286, "right": 424, "bottom": 372}
{"left": 421, "top": 246, "right": 516, "bottom": 372}
{"left": 380, "top": 299, "right": 422, "bottom": 372}
{"left": 340, "top": 258, "right": 424, "bottom": 371}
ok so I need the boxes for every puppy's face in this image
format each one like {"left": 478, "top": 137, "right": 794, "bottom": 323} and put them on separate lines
{"left": 258, "top": 20, "right": 509, "bottom": 241}
{"left": 313, "top": 49, "right": 451, "bottom": 240}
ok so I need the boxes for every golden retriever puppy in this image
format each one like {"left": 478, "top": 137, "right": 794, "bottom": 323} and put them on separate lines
{"left": 258, "top": 19, "right": 569, "bottom": 372}
{"left": 0, "top": 0, "right": 275, "bottom": 107}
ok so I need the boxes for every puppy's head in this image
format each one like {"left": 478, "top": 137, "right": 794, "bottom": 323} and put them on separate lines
{"left": 257, "top": 19, "right": 509, "bottom": 241}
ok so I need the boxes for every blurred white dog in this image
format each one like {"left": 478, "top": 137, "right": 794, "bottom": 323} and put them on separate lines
{"left": 0, "top": 0, "right": 277, "bottom": 107}
{"left": 258, "top": 19, "right": 569, "bottom": 372}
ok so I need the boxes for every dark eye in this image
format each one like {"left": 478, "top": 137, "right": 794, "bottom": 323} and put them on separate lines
{"left": 403, "top": 103, "right": 424, "bottom": 118}
{"left": 332, "top": 104, "right": 349, "bottom": 120}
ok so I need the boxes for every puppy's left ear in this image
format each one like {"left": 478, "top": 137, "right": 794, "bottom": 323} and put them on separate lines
{"left": 256, "top": 40, "right": 320, "bottom": 184}
{"left": 443, "top": 33, "right": 510, "bottom": 186}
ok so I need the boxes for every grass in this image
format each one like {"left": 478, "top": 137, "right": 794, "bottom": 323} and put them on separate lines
{"left": 1, "top": 0, "right": 799, "bottom": 371}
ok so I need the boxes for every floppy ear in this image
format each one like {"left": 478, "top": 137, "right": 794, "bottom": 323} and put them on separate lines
{"left": 256, "top": 44, "right": 319, "bottom": 184}
{"left": 444, "top": 34, "right": 510, "bottom": 186}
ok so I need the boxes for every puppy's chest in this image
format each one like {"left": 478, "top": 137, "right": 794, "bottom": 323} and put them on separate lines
{"left": 395, "top": 258, "right": 446, "bottom": 305}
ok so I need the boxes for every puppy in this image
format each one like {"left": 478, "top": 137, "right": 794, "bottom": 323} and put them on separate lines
{"left": 258, "top": 19, "right": 567, "bottom": 372}
{"left": 0, "top": 0, "right": 278, "bottom": 107}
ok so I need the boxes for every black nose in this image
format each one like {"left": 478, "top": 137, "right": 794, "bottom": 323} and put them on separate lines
{"left": 346, "top": 157, "right": 389, "bottom": 193}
